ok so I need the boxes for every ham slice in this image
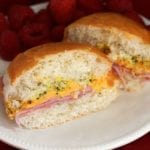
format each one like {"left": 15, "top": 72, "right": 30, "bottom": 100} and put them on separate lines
{"left": 113, "top": 64, "right": 150, "bottom": 80}
{"left": 138, "top": 73, "right": 150, "bottom": 80}
{"left": 112, "top": 63, "right": 150, "bottom": 91}
{"left": 112, "top": 64, "right": 136, "bottom": 87}
{"left": 16, "top": 86, "right": 92, "bottom": 124}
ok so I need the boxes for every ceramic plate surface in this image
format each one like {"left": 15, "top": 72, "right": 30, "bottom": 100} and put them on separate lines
{"left": 0, "top": 2, "right": 150, "bottom": 150}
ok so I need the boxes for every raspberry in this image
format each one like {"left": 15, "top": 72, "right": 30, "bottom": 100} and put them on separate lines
{"left": 77, "top": 0, "right": 103, "bottom": 14}
{"left": 124, "top": 10, "right": 144, "bottom": 25}
{"left": 0, "top": 13, "right": 9, "bottom": 34}
{"left": 33, "top": 9, "right": 53, "bottom": 29}
{"left": 8, "top": 5, "right": 35, "bottom": 30}
{"left": 0, "top": 30, "right": 21, "bottom": 61}
{"left": 48, "top": 0, "right": 76, "bottom": 25}
{"left": 106, "top": 0, "right": 133, "bottom": 13}
{"left": 72, "top": 9, "right": 86, "bottom": 21}
{"left": 50, "top": 25, "right": 65, "bottom": 42}
{"left": 19, "top": 22, "right": 51, "bottom": 48}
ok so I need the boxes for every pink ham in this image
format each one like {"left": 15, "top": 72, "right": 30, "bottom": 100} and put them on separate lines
{"left": 112, "top": 64, "right": 134, "bottom": 88}
{"left": 16, "top": 86, "right": 92, "bottom": 124}
{"left": 113, "top": 63, "right": 150, "bottom": 81}
{"left": 112, "top": 63, "right": 150, "bottom": 91}
{"left": 137, "top": 73, "right": 150, "bottom": 80}
{"left": 112, "top": 64, "right": 126, "bottom": 86}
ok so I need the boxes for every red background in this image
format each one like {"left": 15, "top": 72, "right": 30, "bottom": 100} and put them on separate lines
{"left": 0, "top": 0, "right": 150, "bottom": 149}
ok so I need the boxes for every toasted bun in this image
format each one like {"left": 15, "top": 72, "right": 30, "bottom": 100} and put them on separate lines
{"left": 2, "top": 42, "right": 119, "bottom": 129}
{"left": 64, "top": 13, "right": 150, "bottom": 75}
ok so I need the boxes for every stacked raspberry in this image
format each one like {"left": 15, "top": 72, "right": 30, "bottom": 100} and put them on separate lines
{"left": 0, "top": 0, "right": 149, "bottom": 61}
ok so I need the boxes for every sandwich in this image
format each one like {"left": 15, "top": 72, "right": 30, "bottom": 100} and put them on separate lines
{"left": 64, "top": 13, "right": 150, "bottom": 90}
{"left": 1, "top": 42, "right": 119, "bottom": 129}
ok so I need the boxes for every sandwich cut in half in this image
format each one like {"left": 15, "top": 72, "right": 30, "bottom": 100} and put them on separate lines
{"left": 64, "top": 13, "right": 150, "bottom": 90}
{"left": 2, "top": 42, "right": 119, "bottom": 129}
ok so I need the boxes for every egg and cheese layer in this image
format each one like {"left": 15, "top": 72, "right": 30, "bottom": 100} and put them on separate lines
{"left": 6, "top": 71, "right": 117, "bottom": 119}
{"left": 110, "top": 52, "right": 150, "bottom": 74}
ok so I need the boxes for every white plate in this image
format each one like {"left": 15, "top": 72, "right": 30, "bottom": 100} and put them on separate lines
{"left": 0, "top": 3, "right": 150, "bottom": 150}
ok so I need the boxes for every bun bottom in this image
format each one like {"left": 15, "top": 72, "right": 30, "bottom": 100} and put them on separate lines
{"left": 16, "top": 88, "right": 118, "bottom": 129}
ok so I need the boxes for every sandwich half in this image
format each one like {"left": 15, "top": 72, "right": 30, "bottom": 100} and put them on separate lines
{"left": 2, "top": 42, "right": 119, "bottom": 129}
{"left": 64, "top": 13, "right": 150, "bottom": 90}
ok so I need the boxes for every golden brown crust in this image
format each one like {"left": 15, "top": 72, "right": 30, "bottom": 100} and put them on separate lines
{"left": 8, "top": 42, "right": 110, "bottom": 83}
{"left": 64, "top": 12, "right": 150, "bottom": 43}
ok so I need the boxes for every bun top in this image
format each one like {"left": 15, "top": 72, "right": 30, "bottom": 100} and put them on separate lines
{"left": 7, "top": 42, "right": 108, "bottom": 83}
{"left": 66, "top": 13, "right": 150, "bottom": 43}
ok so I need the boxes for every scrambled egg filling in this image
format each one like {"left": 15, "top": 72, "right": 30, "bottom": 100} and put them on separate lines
{"left": 6, "top": 71, "right": 117, "bottom": 119}
{"left": 116, "top": 54, "right": 150, "bottom": 74}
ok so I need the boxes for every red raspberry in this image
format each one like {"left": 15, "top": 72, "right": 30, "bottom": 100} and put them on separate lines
{"left": 19, "top": 22, "right": 51, "bottom": 48}
{"left": 0, "top": 30, "right": 21, "bottom": 61}
{"left": 124, "top": 10, "right": 144, "bottom": 25}
{"left": 106, "top": 0, "right": 133, "bottom": 13}
{"left": 33, "top": 9, "right": 53, "bottom": 29}
{"left": 0, "top": 13, "right": 9, "bottom": 35}
{"left": 48, "top": 0, "right": 76, "bottom": 25}
{"left": 8, "top": 5, "right": 35, "bottom": 30}
{"left": 77, "top": 0, "right": 103, "bottom": 14}
{"left": 50, "top": 25, "right": 65, "bottom": 42}
{"left": 72, "top": 9, "right": 86, "bottom": 21}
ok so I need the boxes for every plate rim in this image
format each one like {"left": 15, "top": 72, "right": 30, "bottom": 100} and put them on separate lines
{"left": 0, "top": 121, "right": 150, "bottom": 150}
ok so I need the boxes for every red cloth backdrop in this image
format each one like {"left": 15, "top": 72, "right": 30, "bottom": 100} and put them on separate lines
{"left": 132, "top": 0, "right": 150, "bottom": 19}
{"left": 0, "top": 0, "right": 150, "bottom": 19}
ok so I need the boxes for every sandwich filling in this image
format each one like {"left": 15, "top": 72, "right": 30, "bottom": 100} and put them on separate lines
{"left": 6, "top": 71, "right": 117, "bottom": 119}
{"left": 111, "top": 52, "right": 150, "bottom": 90}
{"left": 110, "top": 51, "right": 150, "bottom": 75}
{"left": 4, "top": 50, "right": 118, "bottom": 119}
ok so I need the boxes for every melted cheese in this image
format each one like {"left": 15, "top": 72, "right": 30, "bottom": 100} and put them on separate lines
{"left": 90, "top": 72, "right": 116, "bottom": 92}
